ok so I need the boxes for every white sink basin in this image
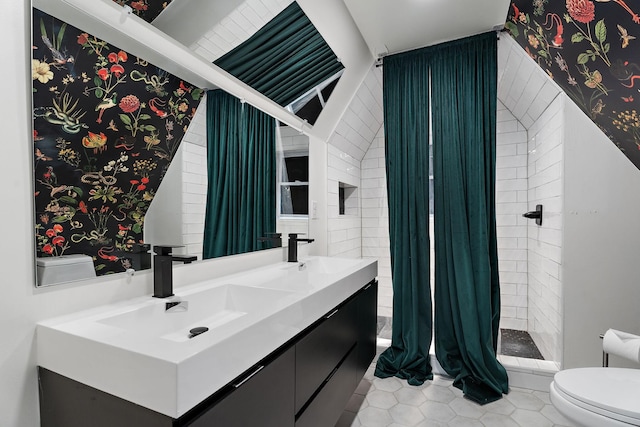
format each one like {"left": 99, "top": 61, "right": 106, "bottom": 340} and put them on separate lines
{"left": 97, "top": 285, "right": 294, "bottom": 342}
{"left": 37, "top": 256, "right": 378, "bottom": 418}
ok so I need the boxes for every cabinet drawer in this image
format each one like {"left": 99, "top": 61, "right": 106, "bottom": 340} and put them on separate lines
{"left": 295, "top": 299, "right": 358, "bottom": 413}
{"left": 295, "top": 345, "right": 359, "bottom": 427}
{"left": 186, "top": 347, "right": 295, "bottom": 427}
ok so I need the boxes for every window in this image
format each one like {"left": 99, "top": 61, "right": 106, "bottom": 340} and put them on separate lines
{"left": 279, "top": 154, "right": 309, "bottom": 217}
{"left": 276, "top": 121, "right": 309, "bottom": 219}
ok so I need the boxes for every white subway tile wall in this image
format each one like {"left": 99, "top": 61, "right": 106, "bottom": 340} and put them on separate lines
{"left": 496, "top": 100, "right": 529, "bottom": 331}
{"left": 498, "top": 35, "right": 563, "bottom": 361}
{"left": 526, "top": 95, "right": 564, "bottom": 363}
{"left": 327, "top": 67, "right": 384, "bottom": 261}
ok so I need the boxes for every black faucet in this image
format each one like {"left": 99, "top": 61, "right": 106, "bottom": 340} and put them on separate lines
{"left": 153, "top": 245, "right": 197, "bottom": 298}
{"left": 258, "top": 232, "right": 282, "bottom": 248}
{"left": 287, "top": 233, "right": 314, "bottom": 263}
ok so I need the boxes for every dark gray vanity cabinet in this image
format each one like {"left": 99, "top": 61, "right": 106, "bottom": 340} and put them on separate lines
{"left": 38, "top": 280, "right": 377, "bottom": 427}
{"left": 294, "top": 280, "right": 377, "bottom": 427}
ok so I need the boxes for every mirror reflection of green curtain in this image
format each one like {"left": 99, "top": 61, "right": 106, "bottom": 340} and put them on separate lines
{"left": 214, "top": 2, "right": 343, "bottom": 107}
{"left": 431, "top": 32, "right": 508, "bottom": 404}
{"left": 374, "top": 49, "right": 433, "bottom": 386}
{"left": 203, "top": 90, "right": 276, "bottom": 259}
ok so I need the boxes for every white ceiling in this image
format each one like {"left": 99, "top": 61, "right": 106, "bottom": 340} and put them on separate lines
{"left": 342, "top": 0, "right": 511, "bottom": 57}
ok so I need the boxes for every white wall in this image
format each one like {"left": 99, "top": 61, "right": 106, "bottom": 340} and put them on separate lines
{"left": 495, "top": 100, "right": 529, "bottom": 331}
{"left": 527, "top": 95, "right": 564, "bottom": 363}
{"left": 562, "top": 99, "right": 640, "bottom": 369}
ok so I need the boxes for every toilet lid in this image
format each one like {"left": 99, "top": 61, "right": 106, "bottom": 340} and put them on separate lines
{"left": 554, "top": 367, "right": 640, "bottom": 423}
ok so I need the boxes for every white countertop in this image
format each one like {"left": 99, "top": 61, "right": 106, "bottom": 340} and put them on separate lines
{"left": 37, "top": 256, "right": 377, "bottom": 418}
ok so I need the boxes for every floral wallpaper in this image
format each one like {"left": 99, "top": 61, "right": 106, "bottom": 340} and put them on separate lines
{"left": 111, "top": 0, "right": 173, "bottom": 23}
{"left": 32, "top": 8, "right": 202, "bottom": 277}
{"left": 506, "top": 0, "right": 640, "bottom": 168}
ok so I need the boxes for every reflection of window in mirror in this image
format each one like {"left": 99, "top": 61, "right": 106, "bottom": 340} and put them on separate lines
{"left": 286, "top": 70, "right": 342, "bottom": 126}
{"left": 277, "top": 126, "right": 309, "bottom": 219}
{"left": 280, "top": 155, "right": 309, "bottom": 217}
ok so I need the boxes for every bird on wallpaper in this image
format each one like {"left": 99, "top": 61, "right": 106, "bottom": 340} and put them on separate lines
{"left": 39, "top": 19, "right": 75, "bottom": 73}
{"left": 617, "top": 25, "right": 636, "bottom": 48}
{"left": 96, "top": 93, "right": 118, "bottom": 124}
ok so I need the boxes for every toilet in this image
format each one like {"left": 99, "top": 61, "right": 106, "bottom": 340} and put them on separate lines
{"left": 36, "top": 254, "right": 96, "bottom": 286}
{"left": 550, "top": 367, "right": 640, "bottom": 426}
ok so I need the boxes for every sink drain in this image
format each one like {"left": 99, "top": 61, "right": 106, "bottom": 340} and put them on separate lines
{"left": 188, "top": 326, "right": 209, "bottom": 339}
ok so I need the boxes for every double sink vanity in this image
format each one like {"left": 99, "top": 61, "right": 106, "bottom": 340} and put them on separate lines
{"left": 37, "top": 256, "right": 378, "bottom": 426}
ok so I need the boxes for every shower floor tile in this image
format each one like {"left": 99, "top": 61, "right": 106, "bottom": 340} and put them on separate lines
{"left": 500, "top": 329, "right": 544, "bottom": 360}
{"left": 377, "top": 318, "right": 545, "bottom": 362}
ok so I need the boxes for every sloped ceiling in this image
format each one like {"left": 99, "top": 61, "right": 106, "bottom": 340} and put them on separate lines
{"left": 506, "top": 0, "right": 640, "bottom": 169}
{"left": 343, "top": 0, "right": 511, "bottom": 57}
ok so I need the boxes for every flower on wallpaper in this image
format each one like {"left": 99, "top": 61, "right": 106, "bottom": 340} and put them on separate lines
{"left": 32, "top": 59, "right": 54, "bottom": 84}
{"left": 32, "top": 8, "right": 202, "bottom": 278}
{"left": 566, "top": 0, "right": 595, "bottom": 23}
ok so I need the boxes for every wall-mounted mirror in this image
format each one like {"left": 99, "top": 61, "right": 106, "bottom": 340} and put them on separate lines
{"left": 31, "top": 6, "right": 204, "bottom": 286}
{"left": 31, "top": 0, "right": 339, "bottom": 286}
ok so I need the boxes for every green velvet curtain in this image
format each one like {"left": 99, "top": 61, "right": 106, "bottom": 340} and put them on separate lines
{"left": 431, "top": 32, "right": 508, "bottom": 404}
{"left": 375, "top": 32, "right": 508, "bottom": 402}
{"left": 202, "top": 90, "right": 276, "bottom": 259}
{"left": 374, "top": 50, "right": 433, "bottom": 386}
{"left": 214, "top": 2, "right": 343, "bottom": 107}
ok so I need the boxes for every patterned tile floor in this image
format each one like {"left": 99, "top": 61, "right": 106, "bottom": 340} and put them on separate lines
{"left": 336, "top": 349, "right": 574, "bottom": 427}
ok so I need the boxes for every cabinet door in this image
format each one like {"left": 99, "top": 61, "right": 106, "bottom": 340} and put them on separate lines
{"left": 295, "top": 346, "right": 359, "bottom": 427}
{"left": 295, "top": 296, "right": 358, "bottom": 413}
{"left": 357, "top": 281, "right": 378, "bottom": 380}
{"left": 187, "top": 347, "right": 295, "bottom": 427}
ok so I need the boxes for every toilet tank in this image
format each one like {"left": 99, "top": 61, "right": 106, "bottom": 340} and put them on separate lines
{"left": 36, "top": 254, "right": 96, "bottom": 286}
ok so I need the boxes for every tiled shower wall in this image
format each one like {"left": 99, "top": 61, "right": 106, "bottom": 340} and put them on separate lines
{"left": 327, "top": 144, "right": 362, "bottom": 258}
{"left": 495, "top": 100, "right": 529, "bottom": 331}
{"left": 326, "top": 67, "right": 383, "bottom": 259}
{"left": 526, "top": 95, "right": 564, "bottom": 362}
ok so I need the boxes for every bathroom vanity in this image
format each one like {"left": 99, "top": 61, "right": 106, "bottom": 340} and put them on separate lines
{"left": 37, "top": 257, "right": 377, "bottom": 426}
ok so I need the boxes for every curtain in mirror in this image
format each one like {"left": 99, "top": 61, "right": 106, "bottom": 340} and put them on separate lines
{"left": 203, "top": 90, "right": 276, "bottom": 259}
{"left": 214, "top": 1, "right": 343, "bottom": 107}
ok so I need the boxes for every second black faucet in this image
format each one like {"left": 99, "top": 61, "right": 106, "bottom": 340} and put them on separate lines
{"left": 287, "top": 233, "right": 314, "bottom": 263}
